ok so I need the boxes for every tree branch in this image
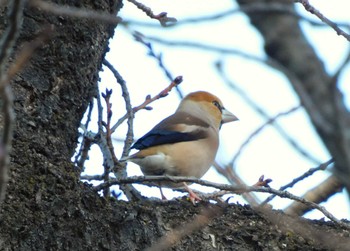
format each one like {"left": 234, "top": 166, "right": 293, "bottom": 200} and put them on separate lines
{"left": 93, "top": 175, "right": 350, "bottom": 229}
{"left": 262, "top": 159, "right": 334, "bottom": 205}
{"left": 295, "top": 0, "right": 350, "bottom": 41}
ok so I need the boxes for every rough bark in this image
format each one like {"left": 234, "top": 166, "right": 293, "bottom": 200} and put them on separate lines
{"left": 0, "top": 1, "right": 348, "bottom": 250}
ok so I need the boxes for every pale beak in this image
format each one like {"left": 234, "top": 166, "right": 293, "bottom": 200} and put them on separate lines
{"left": 221, "top": 108, "right": 238, "bottom": 123}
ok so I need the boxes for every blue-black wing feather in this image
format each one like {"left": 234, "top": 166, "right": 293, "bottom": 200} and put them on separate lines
{"left": 131, "top": 130, "right": 204, "bottom": 150}
{"left": 131, "top": 112, "right": 210, "bottom": 150}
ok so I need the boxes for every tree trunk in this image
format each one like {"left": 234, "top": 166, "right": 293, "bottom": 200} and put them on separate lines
{"left": 0, "top": 1, "right": 348, "bottom": 250}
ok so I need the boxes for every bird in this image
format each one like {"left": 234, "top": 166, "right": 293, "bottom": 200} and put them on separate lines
{"left": 122, "top": 91, "right": 238, "bottom": 203}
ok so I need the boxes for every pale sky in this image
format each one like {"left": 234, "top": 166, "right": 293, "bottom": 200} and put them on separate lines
{"left": 82, "top": 0, "right": 350, "bottom": 220}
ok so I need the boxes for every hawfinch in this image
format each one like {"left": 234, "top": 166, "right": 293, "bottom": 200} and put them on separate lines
{"left": 124, "top": 91, "right": 238, "bottom": 203}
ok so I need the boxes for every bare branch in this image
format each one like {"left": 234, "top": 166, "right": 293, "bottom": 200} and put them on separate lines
{"left": 96, "top": 86, "right": 112, "bottom": 197}
{"left": 110, "top": 76, "right": 183, "bottom": 133}
{"left": 262, "top": 159, "right": 334, "bottom": 205}
{"left": 123, "top": 3, "right": 349, "bottom": 29}
{"left": 75, "top": 134, "right": 94, "bottom": 171}
{"left": 295, "top": 0, "right": 350, "bottom": 41}
{"left": 133, "top": 75, "right": 183, "bottom": 113}
{"left": 93, "top": 175, "right": 350, "bottom": 229}
{"left": 285, "top": 175, "right": 343, "bottom": 216}
{"left": 81, "top": 174, "right": 103, "bottom": 181}
{"left": 139, "top": 34, "right": 268, "bottom": 60}
{"left": 331, "top": 49, "right": 350, "bottom": 84}
{"left": 102, "top": 61, "right": 142, "bottom": 200}
{"left": 126, "top": 0, "right": 177, "bottom": 27}
{"left": 133, "top": 32, "right": 183, "bottom": 98}
{"left": 237, "top": 0, "right": 350, "bottom": 194}
{"left": 230, "top": 106, "right": 301, "bottom": 167}
{"left": 75, "top": 101, "right": 94, "bottom": 170}
{"left": 216, "top": 61, "right": 321, "bottom": 164}
{"left": 103, "top": 60, "right": 134, "bottom": 159}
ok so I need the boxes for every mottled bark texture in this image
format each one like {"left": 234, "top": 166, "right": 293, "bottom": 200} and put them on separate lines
{"left": 0, "top": 1, "right": 348, "bottom": 250}
{"left": 237, "top": 0, "right": 350, "bottom": 195}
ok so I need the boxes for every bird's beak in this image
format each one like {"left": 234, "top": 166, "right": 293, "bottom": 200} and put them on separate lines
{"left": 221, "top": 108, "right": 238, "bottom": 123}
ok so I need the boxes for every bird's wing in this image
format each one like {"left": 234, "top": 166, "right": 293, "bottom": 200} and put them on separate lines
{"left": 131, "top": 112, "right": 210, "bottom": 150}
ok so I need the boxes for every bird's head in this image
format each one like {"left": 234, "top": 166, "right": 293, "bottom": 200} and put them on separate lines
{"left": 177, "top": 91, "right": 238, "bottom": 129}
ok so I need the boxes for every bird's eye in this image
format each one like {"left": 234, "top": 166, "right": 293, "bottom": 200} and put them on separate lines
{"left": 212, "top": 100, "right": 222, "bottom": 112}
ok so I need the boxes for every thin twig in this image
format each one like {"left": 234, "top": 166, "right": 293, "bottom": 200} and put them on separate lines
{"left": 285, "top": 175, "right": 343, "bottom": 216}
{"left": 96, "top": 87, "right": 112, "bottom": 197}
{"left": 74, "top": 101, "right": 95, "bottom": 170}
{"left": 133, "top": 32, "right": 183, "bottom": 98}
{"left": 331, "top": 49, "right": 350, "bottom": 84}
{"left": 216, "top": 61, "right": 321, "bottom": 164}
{"left": 110, "top": 76, "right": 183, "bottom": 133}
{"left": 102, "top": 60, "right": 142, "bottom": 200}
{"left": 122, "top": 3, "right": 349, "bottom": 28}
{"left": 262, "top": 159, "right": 334, "bottom": 205}
{"left": 103, "top": 60, "right": 134, "bottom": 159}
{"left": 230, "top": 106, "right": 301, "bottom": 167}
{"left": 139, "top": 34, "right": 267, "bottom": 60}
{"left": 295, "top": 0, "right": 350, "bottom": 42}
{"left": 134, "top": 76, "right": 183, "bottom": 112}
{"left": 84, "top": 100, "right": 94, "bottom": 130}
{"left": 102, "top": 88, "right": 118, "bottom": 197}
{"left": 126, "top": 0, "right": 177, "bottom": 27}
{"left": 81, "top": 174, "right": 103, "bottom": 181}
{"left": 75, "top": 135, "right": 93, "bottom": 170}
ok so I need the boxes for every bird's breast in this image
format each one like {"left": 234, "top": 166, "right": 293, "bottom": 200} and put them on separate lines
{"left": 133, "top": 135, "right": 219, "bottom": 179}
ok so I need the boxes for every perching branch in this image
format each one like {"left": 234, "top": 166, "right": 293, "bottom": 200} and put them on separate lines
{"left": 93, "top": 175, "right": 350, "bottom": 229}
